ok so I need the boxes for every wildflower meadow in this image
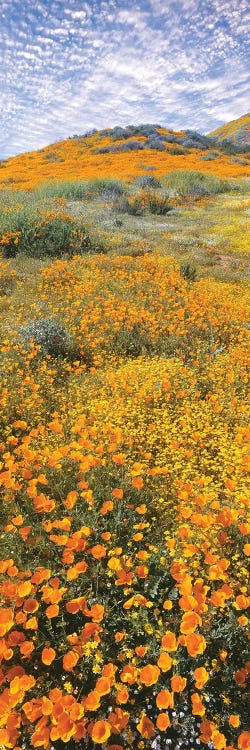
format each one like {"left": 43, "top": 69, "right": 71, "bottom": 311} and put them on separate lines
{"left": 0, "top": 128, "right": 249, "bottom": 750}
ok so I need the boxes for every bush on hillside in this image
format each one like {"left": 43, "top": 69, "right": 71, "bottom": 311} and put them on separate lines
{"left": 35, "top": 180, "right": 89, "bottom": 200}
{"left": 111, "top": 322, "right": 152, "bottom": 357}
{"left": 136, "top": 175, "right": 161, "bottom": 189}
{"left": 144, "top": 191, "right": 172, "bottom": 214}
{"left": 200, "top": 151, "right": 220, "bottom": 160}
{"left": 115, "top": 191, "right": 172, "bottom": 216}
{"left": 20, "top": 317, "right": 80, "bottom": 360}
{"left": 162, "top": 170, "right": 230, "bottom": 197}
{"left": 20, "top": 316, "right": 93, "bottom": 366}
{"left": 180, "top": 262, "right": 198, "bottom": 281}
{"left": 0, "top": 211, "right": 106, "bottom": 259}
{"left": 87, "top": 178, "right": 126, "bottom": 201}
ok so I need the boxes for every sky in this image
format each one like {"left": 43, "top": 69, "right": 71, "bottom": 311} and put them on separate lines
{"left": 0, "top": 0, "right": 249, "bottom": 159}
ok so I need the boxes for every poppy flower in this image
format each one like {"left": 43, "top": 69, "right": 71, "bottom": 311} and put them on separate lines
{"left": 157, "top": 652, "right": 173, "bottom": 672}
{"left": 90, "top": 720, "right": 111, "bottom": 744}
{"left": 193, "top": 666, "right": 209, "bottom": 689}
{"left": 180, "top": 611, "right": 202, "bottom": 634}
{"left": 95, "top": 676, "right": 111, "bottom": 695}
{"left": 139, "top": 664, "right": 160, "bottom": 686}
{"left": 186, "top": 633, "right": 206, "bottom": 657}
{"left": 161, "top": 631, "right": 177, "bottom": 651}
{"left": 41, "top": 647, "right": 56, "bottom": 665}
{"left": 84, "top": 690, "right": 101, "bottom": 711}
{"left": 156, "top": 690, "right": 174, "bottom": 709}
{"left": 171, "top": 675, "right": 187, "bottom": 693}
{"left": 137, "top": 714, "right": 155, "bottom": 739}
{"left": 238, "top": 732, "right": 250, "bottom": 750}
{"left": 63, "top": 650, "right": 79, "bottom": 671}
{"left": 156, "top": 713, "right": 171, "bottom": 731}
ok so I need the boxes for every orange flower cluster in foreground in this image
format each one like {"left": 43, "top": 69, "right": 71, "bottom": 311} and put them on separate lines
{"left": 0, "top": 253, "right": 249, "bottom": 749}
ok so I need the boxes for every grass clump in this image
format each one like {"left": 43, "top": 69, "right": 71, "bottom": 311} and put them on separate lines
{"left": 111, "top": 322, "right": 153, "bottom": 357}
{"left": 162, "top": 170, "right": 230, "bottom": 197}
{"left": 135, "top": 175, "right": 161, "bottom": 189}
{"left": 180, "top": 262, "right": 198, "bottom": 281}
{"left": 35, "top": 179, "right": 89, "bottom": 200}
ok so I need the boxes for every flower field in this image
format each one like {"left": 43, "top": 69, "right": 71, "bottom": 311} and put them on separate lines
{"left": 0, "top": 243, "right": 249, "bottom": 750}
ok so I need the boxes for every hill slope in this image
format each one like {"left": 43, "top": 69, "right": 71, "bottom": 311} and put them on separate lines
{"left": 0, "top": 121, "right": 249, "bottom": 191}
{"left": 208, "top": 112, "right": 250, "bottom": 147}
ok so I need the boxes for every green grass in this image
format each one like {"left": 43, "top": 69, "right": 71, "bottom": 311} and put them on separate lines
{"left": 0, "top": 176, "right": 249, "bottom": 281}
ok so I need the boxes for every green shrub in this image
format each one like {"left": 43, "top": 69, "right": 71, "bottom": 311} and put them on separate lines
{"left": 180, "top": 262, "right": 198, "bottom": 281}
{"left": 171, "top": 145, "right": 189, "bottom": 155}
{"left": 111, "top": 323, "right": 152, "bottom": 357}
{"left": 200, "top": 151, "right": 220, "bottom": 160}
{"left": 87, "top": 178, "right": 126, "bottom": 200}
{"left": 35, "top": 180, "right": 89, "bottom": 200}
{"left": 20, "top": 317, "right": 80, "bottom": 360}
{"left": 116, "top": 196, "right": 145, "bottom": 216}
{"left": 162, "top": 170, "right": 230, "bottom": 197}
{"left": 0, "top": 211, "right": 105, "bottom": 259}
{"left": 145, "top": 191, "right": 172, "bottom": 214}
{"left": 115, "top": 191, "right": 172, "bottom": 216}
{"left": 136, "top": 175, "right": 161, "bottom": 189}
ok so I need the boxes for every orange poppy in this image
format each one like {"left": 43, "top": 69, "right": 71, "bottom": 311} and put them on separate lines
{"left": 84, "top": 690, "right": 101, "bottom": 711}
{"left": 95, "top": 676, "right": 111, "bottom": 696}
{"left": 0, "top": 608, "right": 14, "bottom": 636}
{"left": 46, "top": 604, "right": 59, "bottom": 619}
{"left": 139, "top": 664, "right": 160, "bottom": 686}
{"left": 191, "top": 693, "right": 205, "bottom": 716}
{"left": 23, "top": 598, "right": 39, "bottom": 614}
{"left": 132, "top": 476, "right": 144, "bottom": 489}
{"left": 229, "top": 715, "right": 240, "bottom": 728}
{"left": 115, "top": 685, "right": 129, "bottom": 704}
{"left": 211, "top": 730, "right": 227, "bottom": 750}
{"left": 41, "top": 647, "right": 56, "bottom": 665}
{"left": 90, "top": 720, "right": 111, "bottom": 744}
{"left": 112, "top": 488, "right": 124, "bottom": 500}
{"left": 157, "top": 652, "right": 173, "bottom": 672}
{"left": 89, "top": 545, "right": 106, "bottom": 559}
{"left": 156, "top": 690, "right": 174, "bottom": 710}
{"left": 135, "top": 564, "right": 148, "bottom": 578}
{"left": 185, "top": 633, "right": 206, "bottom": 657}
{"left": 180, "top": 611, "right": 202, "bottom": 634}
{"left": 156, "top": 713, "right": 171, "bottom": 731}
{"left": 171, "top": 675, "right": 187, "bottom": 693}
{"left": 193, "top": 666, "right": 209, "bottom": 689}
{"left": 137, "top": 714, "right": 155, "bottom": 739}
{"left": 63, "top": 650, "right": 79, "bottom": 671}
{"left": 161, "top": 631, "right": 177, "bottom": 651}
{"left": 238, "top": 732, "right": 250, "bottom": 750}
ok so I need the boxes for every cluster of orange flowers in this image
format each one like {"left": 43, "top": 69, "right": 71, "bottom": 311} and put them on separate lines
{"left": 0, "top": 253, "right": 249, "bottom": 749}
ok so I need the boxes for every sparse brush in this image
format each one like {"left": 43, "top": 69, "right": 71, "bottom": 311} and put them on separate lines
{"left": 180, "top": 262, "right": 198, "bottom": 281}
{"left": 162, "top": 169, "right": 230, "bottom": 197}
{"left": 135, "top": 175, "right": 161, "bottom": 189}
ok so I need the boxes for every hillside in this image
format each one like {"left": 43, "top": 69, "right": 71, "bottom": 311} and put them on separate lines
{"left": 208, "top": 112, "right": 250, "bottom": 147}
{"left": 0, "top": 121, "right": 249, "bottom": 191}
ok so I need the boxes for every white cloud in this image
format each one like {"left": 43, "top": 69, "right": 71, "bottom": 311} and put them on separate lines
{"left": 0, "top": 0, "right": 249, "bottom": 157}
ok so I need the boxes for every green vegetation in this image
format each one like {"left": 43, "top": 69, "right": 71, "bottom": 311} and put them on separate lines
{"left": 161, "top": 169, "right": 230, "bottom": 197}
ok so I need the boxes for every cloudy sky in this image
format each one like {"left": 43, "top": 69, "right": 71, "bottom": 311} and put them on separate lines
{"left": 0, "top": 0, "right": 249, "bottom": 158}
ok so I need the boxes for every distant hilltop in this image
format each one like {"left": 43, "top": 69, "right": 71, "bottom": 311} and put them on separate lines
{"left": 208, "top": 112, "right": 250, "bottom": 148}
{"left": 70, "top": 114, "right": 250, "bottom": 153}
